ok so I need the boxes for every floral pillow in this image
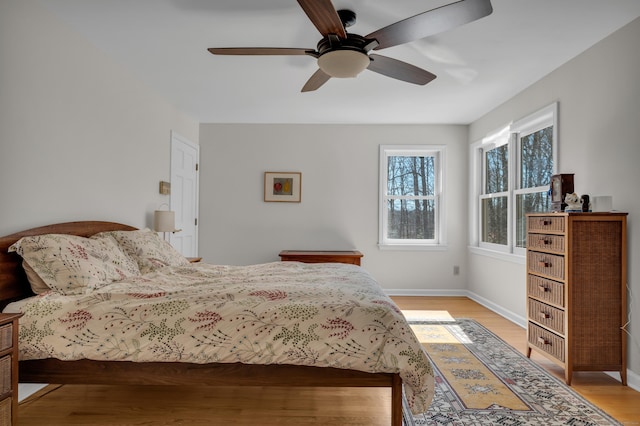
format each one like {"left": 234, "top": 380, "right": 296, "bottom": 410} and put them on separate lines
{"left": 9, "top": 234, "right": 141, "bottom": 295}
{"left": 93, "top": 228, "right": 189, "bottom": 274}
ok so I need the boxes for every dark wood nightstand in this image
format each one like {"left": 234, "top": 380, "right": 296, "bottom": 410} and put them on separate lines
{"left": 0, "top": 313, "right": 21, "bottom": 425}
{"left": 279, "top": 250, "right": 363, "bottom": 266}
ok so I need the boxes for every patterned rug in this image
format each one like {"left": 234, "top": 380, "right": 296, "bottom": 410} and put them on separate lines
{"left": 402, "top": 319, "right": 621, "bottom": 426}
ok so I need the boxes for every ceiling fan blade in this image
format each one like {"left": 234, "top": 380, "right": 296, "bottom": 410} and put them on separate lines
{"left": 208, "top": 47, "right": 313, "bottom": 56}
{"left": 297, "top": 0, "right": 346, "bottom": 38}
{"left": 366, "top": 0, "right": 493, "bottom": 50}
{"left": 301, "top": 69, "right": 331, "bottom": 92}
{"left": 367, "top": 54, "right": 436, "bottom": 86}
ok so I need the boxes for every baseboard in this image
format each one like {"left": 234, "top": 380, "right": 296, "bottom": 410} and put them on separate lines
{"left": 384, "top": 288, "right": 527, "bottom": 328}
{"left": 607, "top": 368, "right": 640, "bottom": 391}
{"left": 626, "top": 369, "right": 640, "bottom": 391}
{"left": 384, "top": 288, "right": 469, "bottom": 297}
{"left": 464, "top": 291, "right": 527, "bottom": 328}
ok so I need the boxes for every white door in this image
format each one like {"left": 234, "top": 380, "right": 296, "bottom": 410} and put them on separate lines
{"left": 169, "top": 131, "right": 199, "bottom": 257}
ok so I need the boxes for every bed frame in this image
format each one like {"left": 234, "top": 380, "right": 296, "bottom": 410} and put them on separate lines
{"left": 0, "top": 221, "right": 403, "bottom": 425}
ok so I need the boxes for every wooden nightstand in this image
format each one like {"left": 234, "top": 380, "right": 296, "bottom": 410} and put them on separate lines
{"left": 279, "top": 250, "right": 363, "bottom": 266}
{"left": 0, "top": 313, "right": 21, "bottom": 426}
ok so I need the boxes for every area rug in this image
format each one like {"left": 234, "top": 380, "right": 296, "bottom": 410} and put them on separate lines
{"left": 402, "top": 319, "right": 621, "bottom": 426}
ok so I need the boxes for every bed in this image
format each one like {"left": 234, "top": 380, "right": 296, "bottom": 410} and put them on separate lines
{"left": 0, "top": 221, "right": 434, "bottom": 425}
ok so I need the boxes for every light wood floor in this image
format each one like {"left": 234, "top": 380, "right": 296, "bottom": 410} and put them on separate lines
{"left": 17, "top": 296, "right": 640, "bottom": 425}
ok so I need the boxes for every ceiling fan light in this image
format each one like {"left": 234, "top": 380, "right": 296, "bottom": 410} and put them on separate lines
{"left": 317, "top": 50, "right": 370, "bottom": 78}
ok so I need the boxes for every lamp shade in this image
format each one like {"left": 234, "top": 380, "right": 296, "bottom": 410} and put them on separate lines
{"left": 317, "top": 50, "right": 369, "bottom": 78}
{"left": 154, "top": 210, "right": 175, "bottom": 232}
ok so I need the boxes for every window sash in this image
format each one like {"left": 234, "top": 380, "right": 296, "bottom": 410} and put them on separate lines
{"left": 478, "top": 192, "right": 510, "bottom": 251}
{"left": 483, "top": 144, "right": 509, "bottom": 194}
{"left": 384, "top": 197, "right": 438, "bottom": 242}
{"left": 514, "top": 186, "right": 551, "bottom": 251}
{"left": 518, "top": 127, "right": 554, "bottom": 190}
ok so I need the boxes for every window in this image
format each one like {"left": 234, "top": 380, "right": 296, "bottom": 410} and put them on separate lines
{"left": 514, "top": 124, "right": 554, "bottom": 249}
{"left": 471, "top": 103, "right": 557, "bottom": 256}
{"left": 379, "top": 145, "right": 445, "bottom": 249}
{"left": 480, "top": 129, "right": 510, "bottom": 247}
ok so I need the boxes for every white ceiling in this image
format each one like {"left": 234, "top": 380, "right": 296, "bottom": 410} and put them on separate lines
{"left": 37, "top": 0, "right": 640, "bottom": 124}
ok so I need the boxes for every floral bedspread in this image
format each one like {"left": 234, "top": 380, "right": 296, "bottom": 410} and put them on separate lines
{"left": 7, "top": 261, "right": 434, "bottom": 413}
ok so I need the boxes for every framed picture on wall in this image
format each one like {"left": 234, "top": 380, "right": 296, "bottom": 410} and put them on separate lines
{"left": 264, "top": 172, "right": 302, "bottom": 202}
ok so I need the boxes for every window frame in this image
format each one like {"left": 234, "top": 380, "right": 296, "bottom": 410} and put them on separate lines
{"left": 470, "top": 103, "right": 558, "bottom": 258}
{"left": 478, "top": 127, "right": 512, "bottom": 253}
{"left": 511, "top": 103, "right": 558, "bottom": 255}
{"left": 379, "top": 145, "right": 446, "bottom": 251}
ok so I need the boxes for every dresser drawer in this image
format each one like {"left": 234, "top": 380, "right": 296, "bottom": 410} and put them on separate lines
{"left": 0, "top": 398, "right": 10, "bottom": 426}
{"left": 528, "top": 298, "right": 564, "bottom": 334}
{"left": 527, "top": 216, "right": 565, "bottom": 233}
{"left": 527, "top": 275, "right": 564, "bottom": 307}
{"left": 0, "top": 355, "right": 10, "bottom": 396}
{"left": 526, "top": 233, "right": 564, "bottom": 253}
{"left": 527, "top": 251, "right": 565, "bottom": 280}
{"left": 0, "top": 325, "right": 12, "bottom": 353}
{"left": 528, "top": 323, "right": 565, "bottom": 362}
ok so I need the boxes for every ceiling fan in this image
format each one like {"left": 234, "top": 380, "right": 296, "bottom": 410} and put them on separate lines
{"left": 208, "top": 0, "right": 493, "bottom": 92}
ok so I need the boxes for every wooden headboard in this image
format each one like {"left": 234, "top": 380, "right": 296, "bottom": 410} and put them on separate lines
{"left": 0, "top": 221, "right": 137, "bottom": 308}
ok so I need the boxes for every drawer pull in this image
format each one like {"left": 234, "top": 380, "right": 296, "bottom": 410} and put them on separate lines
{"left": 537, "top": 284, "right": 549, "bottom": 292}
{"left": 538, "top": 260, "right": 551, "bottom": 268}
{"left": 539, "top": 312, "right": 551, "bottom": 319}
{"left": 537, "top": 336, "right": 550, "bottom": 345}
{"left": 539, "top": 219, "right": 551, "bottom": 226}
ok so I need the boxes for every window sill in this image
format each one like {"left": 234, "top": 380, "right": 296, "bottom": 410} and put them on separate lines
{"left": 468, "top": 246, "right": 525, "bottom": 264}
{"left": 378, "top": 244, "right": 448, "bottom": 252}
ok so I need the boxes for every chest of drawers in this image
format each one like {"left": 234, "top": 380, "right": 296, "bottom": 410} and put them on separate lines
{"left": 0, "top": 313, "right": 21, "bottom": 425}
{"left": 525, "top": 212, "right": 627, "bottom": 385}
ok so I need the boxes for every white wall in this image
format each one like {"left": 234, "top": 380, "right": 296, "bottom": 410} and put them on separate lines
{"left": 468, "top": 17, "right": 640, "bottom": 380}
{"left": 199, "top": 124, "right": 469, "bottom": 292}
{"left": 0, "top": 0, "right": 199, "bottom": 235}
